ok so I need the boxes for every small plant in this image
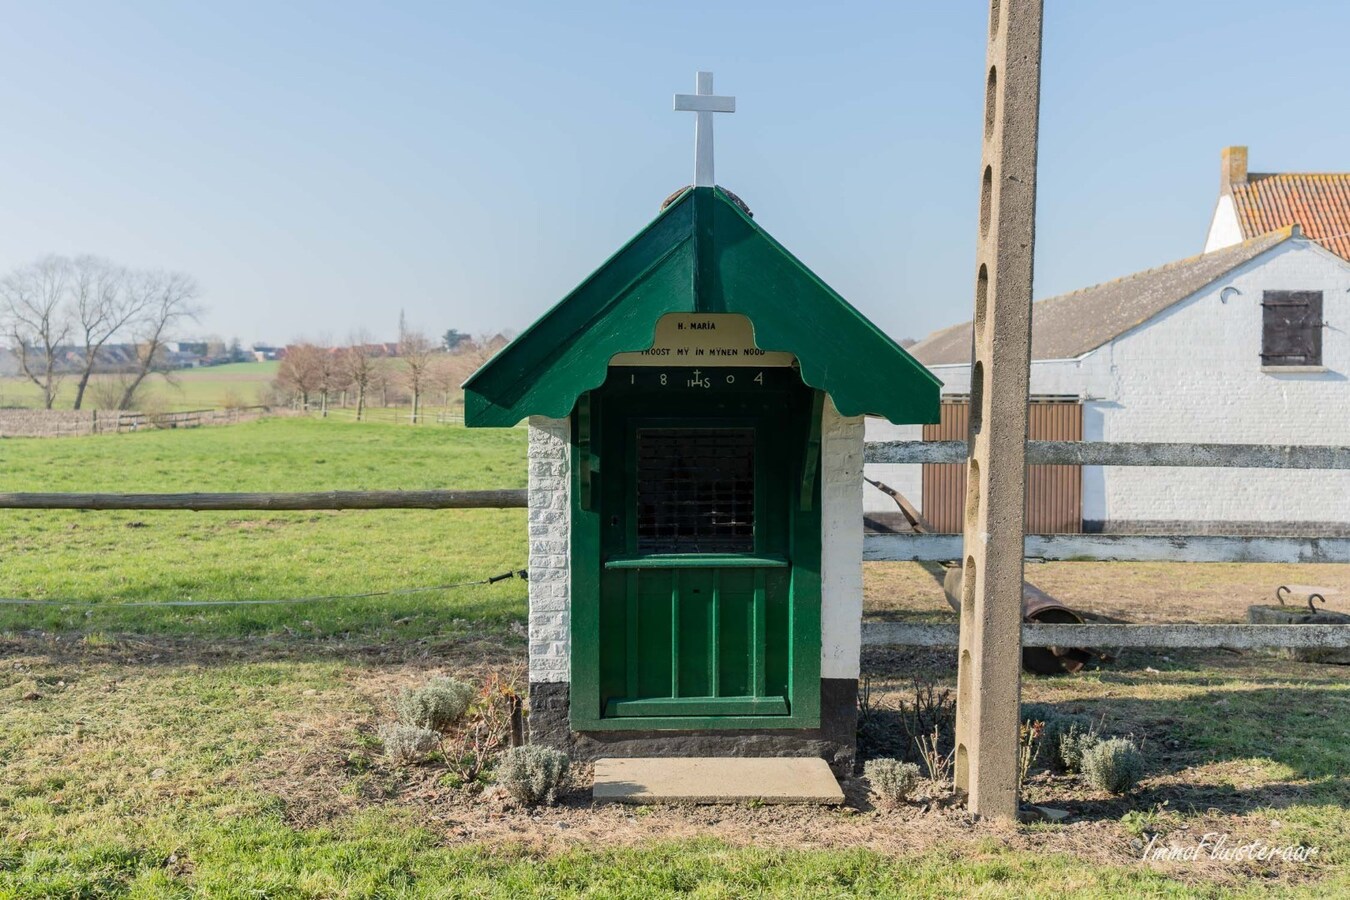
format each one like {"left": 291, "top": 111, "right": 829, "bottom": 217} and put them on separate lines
{"left": 864, "top": 758, "right": 922, "bottom": 808}
{"left": 495, "top": 745, "right": 570, "bottom": 806}
{"left": 442, "top": 673, "right": 522, "bottom": 784}
{"left": 1018, "top": 719, "right": 1045, "bottom": 787}
{"left": 377, "top": 723, "right": 439, "bottom": 765}
{"left": 1057, "top": 722, "right": 1101, "bottom": 774}
{"left": 1082, "top": 738, "right": 1145, "bottom": 794}
{"left": 915, "top": 725, "right": 953, "bottom": 788}
{"left": 396, "top": 677, "right": 474, "bottom": 733}
{"left": 902, "top": 680, "right": 955, "bottom": 749}
{"left": 1121, "top": 804, "right": 1177, "bottom": 838}
{"left": 1022, "top": 704, "right": 1093, "bottom": 769}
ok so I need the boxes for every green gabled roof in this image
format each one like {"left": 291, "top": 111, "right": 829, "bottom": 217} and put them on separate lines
{"left": 463, "top": 186, "right": 940, "bottom": 426}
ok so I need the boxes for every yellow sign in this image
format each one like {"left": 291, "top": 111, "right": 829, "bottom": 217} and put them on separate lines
{"left": 610, "top": 313, "right": 796, "bottom": 367}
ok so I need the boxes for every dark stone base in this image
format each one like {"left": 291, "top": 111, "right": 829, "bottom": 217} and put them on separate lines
{"left": 527, "top": 679, "right": 859, "bottom": 775}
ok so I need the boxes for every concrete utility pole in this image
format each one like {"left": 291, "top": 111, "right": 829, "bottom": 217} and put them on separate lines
{"left": 953, "top": 0, "right": 1044, "bottom": 821}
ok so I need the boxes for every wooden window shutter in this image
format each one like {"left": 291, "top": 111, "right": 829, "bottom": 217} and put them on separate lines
{"left": 1261, "top": 291, "right": 1323, "bottom": 366}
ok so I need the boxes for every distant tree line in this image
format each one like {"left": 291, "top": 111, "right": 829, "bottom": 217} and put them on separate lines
{"left": 0, "top": 254, "right": 202, "bottom": 410}
{"left": 273, "top": 327, "right": 504, "bottom": 422}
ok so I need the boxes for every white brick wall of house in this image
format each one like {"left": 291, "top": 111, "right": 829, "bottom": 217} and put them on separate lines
{"left": 887, "top": 236, "right": 1350, "bottom": 530}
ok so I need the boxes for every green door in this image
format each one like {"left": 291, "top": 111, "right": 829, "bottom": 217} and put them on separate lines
{"left": 583, "top": 366, "right": 819, "bottom": 726}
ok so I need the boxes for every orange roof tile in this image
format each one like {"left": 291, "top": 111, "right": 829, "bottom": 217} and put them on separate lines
{"left": 1231, "top": 172, "right": 1350, "bottom": 261}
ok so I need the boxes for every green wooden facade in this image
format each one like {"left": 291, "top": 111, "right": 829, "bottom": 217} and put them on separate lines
{"left": 465, "top": 186, "right": 939, "bottom": 735}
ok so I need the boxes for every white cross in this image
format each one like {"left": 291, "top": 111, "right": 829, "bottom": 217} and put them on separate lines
{"left": 674, "top": 71, "right": 735, "bottom": 188}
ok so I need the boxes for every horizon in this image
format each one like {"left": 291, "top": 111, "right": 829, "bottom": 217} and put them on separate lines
{"left": 3, "top": 1, "right": 1349, "bottom": 347}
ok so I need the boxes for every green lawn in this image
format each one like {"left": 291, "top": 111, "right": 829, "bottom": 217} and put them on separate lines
{"left": 0, "top": 418, "right": 1344, "bottom": 898}
{"left": 0, "top": 417, "right": 527, "bottom": 637}
{"left": 1, "top": 362, "right": 282, "bottom": 412}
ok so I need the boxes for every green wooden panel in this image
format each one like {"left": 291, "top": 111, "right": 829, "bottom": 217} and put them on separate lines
{"left": 464, "top": 187, "right": 939, "bottom": 427}
{"left": 677, "top": 567, "right": 714, "bottom": 699}
{"left": 634, "top": 570, "right": 673, "bottom": 699}
{"left": 716, "top": 568, "right": 754, "bottom": 698}
{"left": 605, "top": 696, "right": 788, "bottom": 717}
{"left": 604, "top": 554, "right": 788, "bottom": 570}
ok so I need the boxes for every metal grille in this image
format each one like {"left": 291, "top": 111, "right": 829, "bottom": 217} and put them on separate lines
{"left": 636, "top": 428, "right": 755, "bottom": 553}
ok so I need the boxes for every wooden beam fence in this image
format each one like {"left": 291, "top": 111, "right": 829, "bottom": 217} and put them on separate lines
{"left": 0, "top": 490, "right": 527, "bottom": 511}
{"left": 865, "top": 440, "right": 1350, "bottom": 469}
{"left": 863, "top": 439, "right": 1350, "bottom": 562}
{"left": 862, "top": 622, "right": 1350, "bottom": 650}
{"left": 865, "top": 533, "right": 1350, "bottom": 564}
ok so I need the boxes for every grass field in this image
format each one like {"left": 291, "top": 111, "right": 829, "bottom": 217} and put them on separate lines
{"left": 0, "top": 362, "right": 282, "bottom": 412}
{"left": 1, "top": 361, "right": 471, "bottom": 418}
{"left": 1, "top": 418, "right": 1346, "bottom": 898}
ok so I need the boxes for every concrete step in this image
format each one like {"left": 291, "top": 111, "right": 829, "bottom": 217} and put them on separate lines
{"left": 592, "top": 756, "right": 845, "bottom": 805}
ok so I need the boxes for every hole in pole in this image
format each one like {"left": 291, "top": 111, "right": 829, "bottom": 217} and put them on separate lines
{"left": 969, "top": 361, "right": 984, "bottom": 439}
{"left": 984, "top": 66, "right": 997, "bottom": 139}
{"left": 960, "top": 555, "right": 977, "bottom": 617}
{"left": 974, "top": 264, "right": 989, "bottom": 345}
{"left": 989, "top": 0, "right": 1001, "bottom": 36}
{"left": 964, "top": 459, "right": 982, "bottom": 537}
{"left": 980, "top": 166, "right": 993, "bottom": 237}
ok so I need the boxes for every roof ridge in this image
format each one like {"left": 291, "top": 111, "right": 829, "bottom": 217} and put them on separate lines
{"left": 1246, "top": 171, "right": 1350, "bottom": 179}
{"left": 1036, "top": 227, "right": 1290, "bottom": 306}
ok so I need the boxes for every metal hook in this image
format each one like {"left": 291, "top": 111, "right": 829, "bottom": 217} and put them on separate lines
{"left": 1308, "top": 593, "right": 1326, "bottom": 613}
{"left": 1276, "top": 585, "right": 1290, "bottom": 606}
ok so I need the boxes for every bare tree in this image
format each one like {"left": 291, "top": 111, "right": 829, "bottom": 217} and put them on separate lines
{"left": 398, "top": 327, "right": 435, "bottom": 424}
{"left": 312, "top": 339, "right": 341, "bottom": 418}
{"left": 114, "top": 270, "right": 201, "bottom": 410}
{"left": 427, "top": 353, "right": 465, "bottom": 410}
{"left": 341, "top": 333, "right": 378, "bottom": 421}
{"left": 0, "top": 256, "right": 72, "bottom": 409}
{"left": 369, "top": 356, "right": 393, "bottom": 409}
{"left": 275, "top": 343, "right": 325, "bottom": 409}
{"left": 69, "top": 256, "right": 142, "bottom": 410}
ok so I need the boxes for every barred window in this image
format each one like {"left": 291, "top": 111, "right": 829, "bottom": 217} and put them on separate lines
{"left": 635, "top": 428, "right": 754, "bottom": 554}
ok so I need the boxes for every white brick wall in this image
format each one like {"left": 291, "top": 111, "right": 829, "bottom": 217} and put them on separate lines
{"left": 821, "top": 398, "right": 865, "bottom": 680}
{"left": 911, "top": 238, "right": 1350, "bottom": 528}
{"left": 527, "top": 416, "right": 571, "bottom": 683}
{"left": 1100, "top": 240, "right": 1350, "bottom": 525}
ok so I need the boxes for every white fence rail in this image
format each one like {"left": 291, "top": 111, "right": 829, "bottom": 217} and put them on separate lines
{"left": 862, "top": 437, "right": 1347, "bottom": 651}
{"left": 861, "top": 622, "right": 1350, "bottom": 650}
{"left": 865, "top": 440, "right": 1350, "bottom": 469}
{"left": 864, "top": 533, "right": 1350, "bottom": 564}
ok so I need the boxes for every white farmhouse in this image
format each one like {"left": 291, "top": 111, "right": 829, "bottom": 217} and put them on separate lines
{"left": 867, "top": 147, "right": 1350, "bottom": 536}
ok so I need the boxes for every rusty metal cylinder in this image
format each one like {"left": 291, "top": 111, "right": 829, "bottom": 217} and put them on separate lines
{"left": 943, "top": 565, "right": 1091, "bottom": 674}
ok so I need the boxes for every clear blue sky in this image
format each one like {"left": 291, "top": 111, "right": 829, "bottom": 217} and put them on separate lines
{"left": 2, "top": 1, "right": 1348, "bottom": 347}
